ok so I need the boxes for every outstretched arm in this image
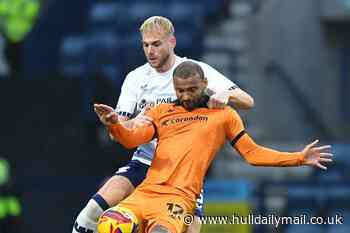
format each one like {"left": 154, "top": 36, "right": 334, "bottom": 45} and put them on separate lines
{"left": 233, "top": 133, "right": 333, "bottom": 169}
{"left": 94, "top": 104, "right": 155, "bottom": 149}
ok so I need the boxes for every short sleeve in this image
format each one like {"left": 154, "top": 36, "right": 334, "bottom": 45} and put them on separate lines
{"left": 199, "top": 61, "right": 239, "bottom": 92}
{"left": 224, "top": 108, "right": 245, "bottom": 144}
{"left": 116, "top": 73, "right": 138, "bottom": 117}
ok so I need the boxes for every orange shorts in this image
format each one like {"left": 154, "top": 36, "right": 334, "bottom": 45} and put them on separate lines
{"left": 118, "top": 186, "right": 195, "bottom": 233}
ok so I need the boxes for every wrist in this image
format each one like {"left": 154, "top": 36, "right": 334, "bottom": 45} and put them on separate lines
{"left": 298, "top": 152, "right": 306, "bottom": 166}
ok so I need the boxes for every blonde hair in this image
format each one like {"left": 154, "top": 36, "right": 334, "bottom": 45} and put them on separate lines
{"left": 139, "top": 16, "right": 175, "bottom": 36}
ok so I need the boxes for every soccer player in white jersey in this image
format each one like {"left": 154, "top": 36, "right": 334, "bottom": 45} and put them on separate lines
{"left": 72, "top": 16, "right": 254, "bottom": 233}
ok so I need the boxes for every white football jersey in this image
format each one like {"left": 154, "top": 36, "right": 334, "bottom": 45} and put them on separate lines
{"left": 116, "top": 56, "right": 238, "bottom": 165}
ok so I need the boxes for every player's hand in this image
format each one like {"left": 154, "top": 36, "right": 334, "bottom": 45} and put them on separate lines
{"left": 208, "top": 90, "right": 231, "bottom": 109}
{"left": 94, "top": 103, "right": 119, "bottom": 126}
{"left": 301, "top": 139, "right": 333, "bottom": 170}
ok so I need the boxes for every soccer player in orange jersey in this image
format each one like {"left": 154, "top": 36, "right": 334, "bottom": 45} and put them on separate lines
{"left": 94, "top": 61, "right": 333, "bottom": 233}
{"left": 73, "top": 16, "right": 253, "bottom": 233}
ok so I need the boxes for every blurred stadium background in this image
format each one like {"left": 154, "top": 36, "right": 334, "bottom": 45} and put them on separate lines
{"left": 0, "top": 0, "right": 349, "bottom": 232}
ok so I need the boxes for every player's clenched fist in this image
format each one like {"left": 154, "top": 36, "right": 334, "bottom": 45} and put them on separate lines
{"left": 94, "top": 103, "right": 119, "bottom": 126}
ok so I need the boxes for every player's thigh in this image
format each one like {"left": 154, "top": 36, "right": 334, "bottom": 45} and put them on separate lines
{"left": 185, "top": 216, "right": 201, "bottom": 233}
{"left": 97, "top": 160, "right": 150, "bottom": 206}
{"left": 149, "top": 225, "right": 172, "bottom": 233}
{"left": 147, "top": 195, "right": 194, "bottom": 233}
{"left": 185, "top": 190, "right": 203, "bottom": 233}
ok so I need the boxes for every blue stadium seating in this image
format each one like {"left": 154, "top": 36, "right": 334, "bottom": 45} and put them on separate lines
{"left": 60, "top": 36, "right": 88, "bottom": 77}
{"left": 175, "top": 30, "right": 203, "bottom": 59}
{"left": 328, "top": 224, "right": 350, "bottom": 233}
{"left": 128, "top": 2, "right": 166, "bottom": 27}
{"left": 88, "top": 2, "right": 130, "bottom": 33}
{"left": 84, "top": 31, "right": 126, "bottom": 87}
{"left": 285, "top": 224, "right": 325, "bottom": 233}
{"left": 27, "top": 0, "right": 230, "bottom": 78}
{"left": 170, "top": 0, "right": 224, "bottom": 17}
{"left": 288, "top": 208, "right": 319, "bottom": 217}
{"left": 168, "top": 2, "right": 204, "bottom": 28}
{"left": 61, "top": 0, "right": 223, "bottom": 77}
{"left": 121, "top": 33, "right": 146, "bottom": 71}
{"left": 327, "top": 210, "right": 350, "bottom": 233}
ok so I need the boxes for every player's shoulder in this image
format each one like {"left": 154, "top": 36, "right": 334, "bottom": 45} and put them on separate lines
{"left": 223, "top": 106, "right": 240, "bottom": 118}
{"left": 154, "top": 103, "right": 176, "bottom": 113}
{"left": 125, "top": 63, "right": 152, "bottom": 81}
{"left": 181, "top": 57, "right": 211, "bottom": 70}
{"left": 176, "top": 56, "right": 217, "bottom": 74}
{"left": 150, "top": 103, "right": 175, "bottom": 114}
{"left": 146, "top": 103, "right": 176, "bottom": 118}
{"left": 184, "top": 58, "right": 224, "bottom": 80}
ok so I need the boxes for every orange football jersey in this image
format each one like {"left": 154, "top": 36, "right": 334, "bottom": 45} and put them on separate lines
{"left": 109, "top": 103, "right": 304, "bottom": 201}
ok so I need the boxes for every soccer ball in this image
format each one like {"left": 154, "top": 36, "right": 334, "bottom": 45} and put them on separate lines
{"left": 97, "top": 206, "right": 139, "bottom": 233}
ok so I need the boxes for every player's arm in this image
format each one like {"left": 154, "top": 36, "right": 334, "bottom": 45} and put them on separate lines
{"left": 110, "top": 71, "right": 140, "bottom": 139}
{"left": 233, "top": 132, "right": 304, "bottom": 166}
{"left": 226, "top": 109, "right": 333, "bottom": 169}
{"left": 200, "top": 62, "right": 254, "bottom": 109}
{"left": 108, "top": 109, "right": 152, "bottom": 141}
{"left": 226, "top": 87, "right": 254, "bottom": 109}
{"left": 106, "top": 115, "right": 129, "bottom": 141}
{"left": 108, "top": 121, "right": 155, "bottom": 149}
{"left": 233, "top": 133, "right": 332, "bottom": 169}
{"left": 94, "top": 104, "right": 155, "bottom": 149}
{"left": 208, "top": 87, "right": 254, "bottom": 110}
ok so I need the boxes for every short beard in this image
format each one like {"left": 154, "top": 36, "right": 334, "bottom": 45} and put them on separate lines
{"left": 153, "top": 53, "right": 170, "bottom": 70}
{"left": 182, "top": 94, "right": 210, "bottom": 111}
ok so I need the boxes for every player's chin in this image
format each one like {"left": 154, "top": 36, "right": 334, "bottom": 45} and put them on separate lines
{"left": 182, "top": 102, "right": 195, "bottom": 111}
{"left": 148, "top": 59, "right": 159, "bottom": 67}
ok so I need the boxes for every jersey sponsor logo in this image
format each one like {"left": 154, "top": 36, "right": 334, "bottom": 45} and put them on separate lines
{"left": 156, "top": 97, "right": 173, "bottom": 104}
{"left": 138, "top": 97, "right": 175, "bottom": 110}
{"left": 161, "top": 115, "right": 208, "bottom": 126}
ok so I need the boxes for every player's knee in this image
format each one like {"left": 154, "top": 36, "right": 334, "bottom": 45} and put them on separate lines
{"left": 98, "top": 175, "right": 134, "bottom": 194}
{"left": 97, "top": 176, "right": 134, "bottom": 206}
{"left": 150, "top": 225, "right": 171, "bottom": 233}
{"left": 97, "top": 206, "right": 139, "bottom": 233}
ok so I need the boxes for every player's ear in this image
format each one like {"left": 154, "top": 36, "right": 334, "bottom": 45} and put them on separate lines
{"left": 203, "top": 77, "right": 208, "bottom": 88}
{"left": 169, "top": 35, "right": 176, "bottom": 48}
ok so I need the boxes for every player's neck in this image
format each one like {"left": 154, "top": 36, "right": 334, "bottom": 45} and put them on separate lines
{"left": 155, "top": 54, "right": 176, "bottom": 73}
